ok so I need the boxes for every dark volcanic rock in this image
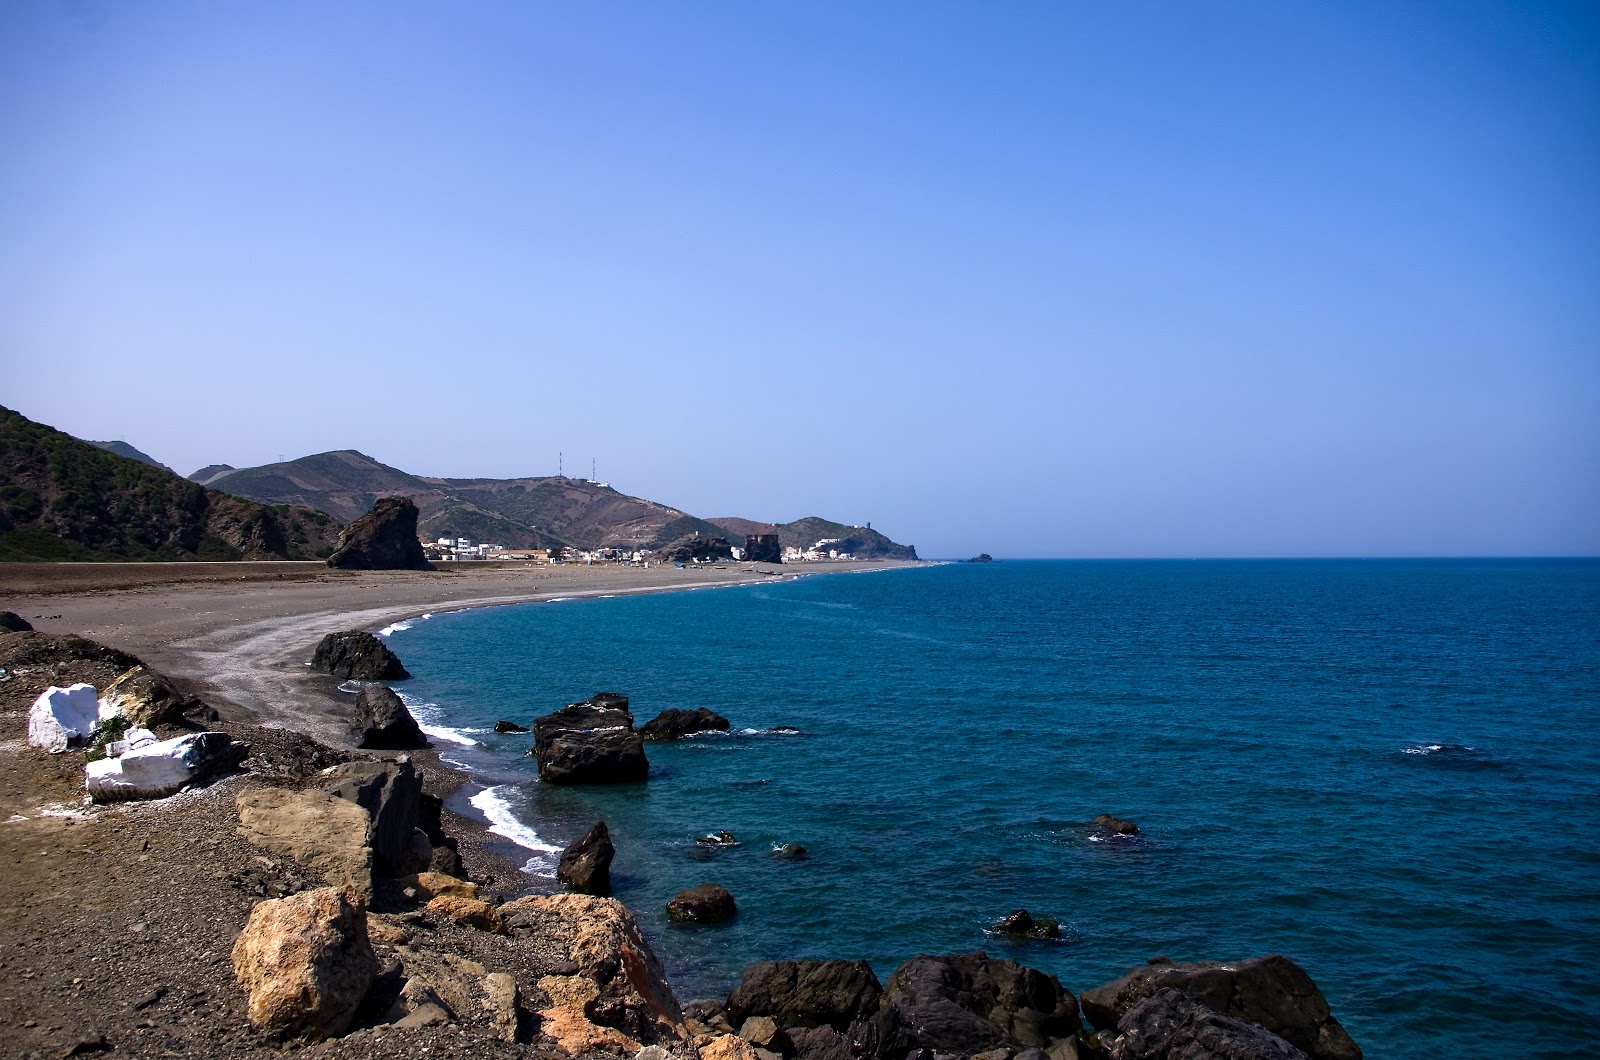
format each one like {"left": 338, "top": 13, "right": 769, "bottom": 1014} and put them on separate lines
{"left": 557, "top": 819, "right": 615, "bottom": 896}
{"left": 785, "top": 1025, "right": 855, "bottom": 1060}
{"left": 873, "top": 952, "right": 1081, "bottom": 1058}
{"left": 531, "top": 693, "right": 649, "bottom": 784}
{"left": 1080, "top": 956, "right": 1360, "bottom": 1060}
{"left": 326, "top": 496, "right": 434, "bottom": 571}
{"left": 1110, "top": 989, "right": 1309, "bottom": 1060}
{"left": 992, "top": 909, "right": 1061, "bottom": 940}
{"left": 351, "top": 684, "right": 427, "bottom": 749}
{"left": 0, "top": 611, "right": 33, "bottom": 632}
{"left": 311, "top": 631, "right": 410, "bottom": 680}
{"left": 417, "top": 790, "right": 465, "bottom": 878}
{"left": 494, "top": 720, "right": 529, "bottom": 733}
{"left": 666, "top": 883, "right": 736, "bottom": 923}
{"left": 726, "top": 959, "right": 884, "bottom": 1031}
{"left": 640, "top": 706, "right": 731, "bottom": 741}
{"left": 745, "top": 533, "right": 783, "bottom": 564}
{"left": 968, "top": 554, "right": 994, "bottom": 563}
{"left": 772, "top": 842, "right": 809, "bottom": 860}
{"left": 659, "top": 533, "right": 734, "bottom": 563}
{"left": 321, "top": 758, "right": 426, "bottom": 876}
{"left": 1092, "top": 814, "right": 1139, "bottom": 836}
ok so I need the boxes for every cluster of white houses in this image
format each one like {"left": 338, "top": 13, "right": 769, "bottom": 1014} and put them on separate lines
{"left": 422, "top": 534, "right": 857, "bottom": 564}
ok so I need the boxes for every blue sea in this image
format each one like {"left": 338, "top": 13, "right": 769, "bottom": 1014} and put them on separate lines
{"left": 380, "top": 560, "right": 1600, "bottom": 1059}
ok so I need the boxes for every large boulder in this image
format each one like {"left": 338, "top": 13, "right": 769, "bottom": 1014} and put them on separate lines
{"left": 745, "top": 534, "right": 782, "bottom": 564}
{"left": 726, "top": 959, "right": 884, "bottom": 1031}
{"left": 98, "top": 665, "right": 201, "bottom": 727}
{"left": 1110, "top": 989, "right": 1309, "bottom": 1060}
{"left": 873, "top": 952, "right": 1082, "bottom": 1058}
{"left": 320, "top": 758, "right": 426, "bottom": 876}
{"left": 639, "top": 707, "right": 731, "bottom": 741}
{"left": 27, "top": 683, "right": 104, "bottom": 752}
{"left": 236, "top": 788, "right": 374, "bottom": 902}
{"left": 666, "top": 883, "right": 736, "bottom": 923}
{"left": 325, "top": 496, "right": 434, "bottom": 571}
{"left": 311, "top": 630, "right": 409, "bottom": 680}
{"left": 0, "top": 611, "right": 33, "bottom": 632}
{"left": 84, "top": 731, "right": 246, "bottom": 802}
{"left": 350, "top": 684, "right": 427, "bottom": 749}
{"left": 658, "top": 533, "right": 734, "bottom": 563}
{"left": 231, "top": 886, "right": 379, "bottom": 1040}
{"left": 1080, "top": 956, "right": 1360, "bottom": 1060}
{"left": 532, "top": 693, "right": 649, "bottom": 784}
{"left": 501, "top": 893, "right": 685, "bottom": 1050}
{"left": 558, "top": 819, "right": 616, "bottom": 896}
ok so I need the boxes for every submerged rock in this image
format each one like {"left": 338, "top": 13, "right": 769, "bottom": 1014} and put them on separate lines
{"left": 992, "top": 909, "right": 1062, "bottom": 940}
{"left": 231, "top": 886, "right": 378, "bottom": 1040}
{"left": 350, "top": 684, "right": 427, "bottom": 749}
{"left": 558, "top": 819, "right": 616, "bottom": 896}
{"left": 666, "top": 883, "right": 736, "bottom": 923}
{"left": 84, "top": 731, "right": 246, "bottom": 802}
{"left": 311, "top": 631, "right": 410, "bottom": 680}
{"left": 1080, "top": 955, "right": 1360, "bottom": 1060}
{"left": 27, "top": 683, "right": 103, "bottom": 752}
{"left": 1111, "top": 988, "right": 1309, "bottom": 1060}
{"left": 725, "top": 959, "right": 884, "bottom": 1031}
{"left": 494, "top": 719, "right": 529, "bottom": 733}
{"left": 640, "top": 706, "right": 731, "bottom": 741}
{"left": 697, "top": 830, "right": 739, "bottom": 847}
{"left": 772, "top": 842, "right": 809, "bottom": 860}
{"left": 532, "top": 693, "right": 649, "bottom": 784}
{"left": 325, "top": 496, "right": 434, "bottom": 571}
{"left": 1091, "top": 814, "right": 1139, "bottom": 836}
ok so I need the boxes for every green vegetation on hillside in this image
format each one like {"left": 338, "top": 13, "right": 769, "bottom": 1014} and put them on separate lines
{"left": 0, "top": 406, "right": 341, "bottom": 562}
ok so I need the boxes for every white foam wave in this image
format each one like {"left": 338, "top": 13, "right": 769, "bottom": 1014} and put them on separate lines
{"left": 376, "top": 621, "right": 411, "bottom": 637}
{"left": 336, "top": 680, "right": 366, "bottom": 694}
{"left": 395, "top": 691, "right": 479, "bottom": 747}
{"left": 1403, "top": 743, "right": 1475, "bottom": 755}
{"left": 470, "top": 786, "right": 561, "bottom": 867}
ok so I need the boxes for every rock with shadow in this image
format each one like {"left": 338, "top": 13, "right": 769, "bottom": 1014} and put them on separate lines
{"left": 312, "top": 631, "right": 409, "bottom": 680}
{"left": 531, "top": 692, "right": 649, "bottom": 784}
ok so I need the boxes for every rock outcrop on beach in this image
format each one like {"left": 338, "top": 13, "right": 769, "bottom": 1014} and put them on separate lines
{"left": 311, "top": 630, "right": 410, "bottom": 680}
{"left": 236, "top": 788, "right": 376, "bottom": 902}
{"left": 98, "top": 664, "right": 200, "bottom": 727}
{"left": 231, "top": 886, "right": 379, "bottom": 1040}
{"left": 322, "top": 758, "right": 430, "bottom": 876}
{"left": 745, "top": 533, "right": 783, "bottom": 563}
{"left": 1081, "top": 955, "right": 1360, "bottom": 1060}
{"left": 531, "top": 692, "right": 650, "bottom": 784}
{"left": 349, "top": 684, "right": 427, "bottom": 749}
{"left": 667, "top": 883, "right": 737, "bottom": 923}
{"left": 326, "top": 496, "right": 434, "bottom": 570}
{"left": 872, "top": 952, "right": 1082, "bottom": 1058}
{"left": 558, "top": 819, "right": 616, "bottom": 896}
{"left": 1110, "top": 988, "right": 1310, "bottom": 1060}
{"left": 659, "top": 533, "right": 735, "bottom": 563}
{"left": 640, "top": 706, "right": 731, "bottom": 741}
{"left": 0, "top": 610, "right": 33, "bottom": 632}
{"left": 726, "top": 959, "right": 885, "bottom": 1031}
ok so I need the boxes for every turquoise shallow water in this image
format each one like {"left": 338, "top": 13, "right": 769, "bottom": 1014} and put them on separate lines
{"left": 383, "top": 560, "right": 1600, "bottom": 1059}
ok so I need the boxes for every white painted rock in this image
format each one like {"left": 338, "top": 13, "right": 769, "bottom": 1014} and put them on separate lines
{"left": 107, "top": 727, "right": 158, "bottom": 757}
{"left": 84, "top": 731, "right": 242, "bottom": 802}
{"left": 28, "top": 684, "right": 101, "bottom": 752}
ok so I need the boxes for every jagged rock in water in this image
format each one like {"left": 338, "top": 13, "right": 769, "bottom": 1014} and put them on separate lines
{"left": 992, "top": 909, "right": 1062, "bottom": 940}
{"left": 311, "top": 630, "right": 409, "bottom": 680}
{"left": 1092, "top": 814, "right": 1139, "bottom": 836}
{"left": 326, "top": 496, "right": 434, "bottom": 571}
{"left": 726, "top": 959, "right": 884, "bottom": 1031}
{"left": 968, "top": 554, "right": 994, "bottom": 563}
{"left": 231, "top": 887, "right": 378, "bottom": 1040}
{"left": 872, "top": 952, "right": 1081, "bottom": 1057}
{"left": 1110, "top": 989, "right": 1309, "bottom": 1060}
{"left": 666, "top": 883, "right": 736, "bottom": 923}
{"left": 349, "top": 684, "right": 427, "bottom": 748}
{"left": 98, "top": 664, "right": 201, "bottom": 727}
{"left": 640, "top": 706, "right": 731, "bottom": 741}
{"left": 320, "top": 758, "right": 426, "bottom": 876}
{"left": 531, "top": 693, "right": 649, "bottom": 784}
{"left": 772, "top": 842, "right": 809, "bottom": 859}
{"left": 0, "top": 611, "right": 33, "bottom": 632}
{"left": 84, "top": 731, "right": 246, "bottom": 802}
{"left": 494, "top": 719, "right": 529, "bottom": 733}
{"left": 557, "top": 819, "right": 615, "bottom": 896}
{"left": 1080, "top": 955, "right": 1360, "bottom": 1060}
{"left": 745, "top": 534, "right": 783, "bottom": 564}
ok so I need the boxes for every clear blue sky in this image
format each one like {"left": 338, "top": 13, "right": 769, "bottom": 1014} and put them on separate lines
{"left": 2, "top": 1, "right": 1595, "bottom": 557}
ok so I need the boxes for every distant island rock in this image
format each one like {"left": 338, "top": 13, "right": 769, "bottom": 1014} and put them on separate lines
{"left": 968, "top": 554, "right": 994, "bottom": 563}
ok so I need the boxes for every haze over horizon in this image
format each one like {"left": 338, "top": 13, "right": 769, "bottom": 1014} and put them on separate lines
{"left": 2, "top": 2, "right": 1595, "bottom": 559}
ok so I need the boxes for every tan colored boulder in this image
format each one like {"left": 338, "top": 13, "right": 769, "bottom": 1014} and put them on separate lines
{"left": 701, "top": 1034, "right": 764, "bottom": 1060}
{"left": 482, "top": 971, "right": 531, "bottom": 1043}
{"left": 365, "top": 915, "right": 413, "bottom": 947}
{"left": 402, "top": 870, "right": 482, "bottom": 901}
{"left": 98, "top": 665, "right": 197, "bottom": 727}
{"left": 503, "top": 892, "right": 684, "bottom": 1036}
{"left": 426, "top": 894, "right": 506, "bottom": 933}
{"left": 236, "top": 788, "right": 373, "bottom": 903}
{"left": 537, "top": 973, "right": 641, "bottom": 1055}
{"left": 230, "top": 887, "right": 378, "bottom": 1040}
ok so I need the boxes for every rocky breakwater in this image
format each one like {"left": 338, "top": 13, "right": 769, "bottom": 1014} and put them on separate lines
{"left": 326, "top": 495, "right": 435, "bottom": 571}
{"left": 531, "top": 692, "right": 650, "bottom": 784}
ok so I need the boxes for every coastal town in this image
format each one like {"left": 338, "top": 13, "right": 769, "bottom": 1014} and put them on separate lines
{"left": 421, "top": 534, "right": 860, "bottom": 565}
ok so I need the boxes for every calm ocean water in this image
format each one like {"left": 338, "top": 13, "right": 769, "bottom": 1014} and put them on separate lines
{"left": 382, "top": 560, "right": 1600, "bottom": 1059}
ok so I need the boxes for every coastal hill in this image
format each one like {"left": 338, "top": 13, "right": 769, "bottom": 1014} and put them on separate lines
{"left": 196, "top": 452, "right": 917, "bottom": 558}
{"left": 87, "top": 439, "right": 175, "bottom": 474}
{"left": 0, "top": 406, "right": 340, "bottom": 562}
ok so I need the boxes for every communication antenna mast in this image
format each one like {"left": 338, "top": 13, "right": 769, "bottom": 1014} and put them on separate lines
{"left": 592, "top": 458, "right": 596, "bottom": 481}
{"left": 559, "top": 451, "right": 563, "bottom": 477}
